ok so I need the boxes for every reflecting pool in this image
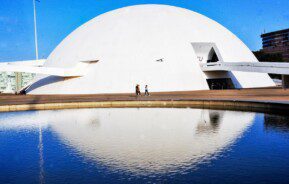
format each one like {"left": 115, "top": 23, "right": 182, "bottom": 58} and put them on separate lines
{"left": 0, "top": 108, "right": 289, "bottom": 183}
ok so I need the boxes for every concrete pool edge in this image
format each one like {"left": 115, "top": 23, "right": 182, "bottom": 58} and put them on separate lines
{"left": 0, "top": 100, "right": 288, "bottom": 114}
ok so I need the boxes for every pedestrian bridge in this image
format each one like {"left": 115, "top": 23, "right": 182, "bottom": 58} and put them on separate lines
{"left": 0, "top": 59, "right": 98, "bottom": 77}
{"left": 201, "top": 62, "right": 289, "bottom": 75}
{"left": 201, "top": 61, "right": 289, "bottom": 88}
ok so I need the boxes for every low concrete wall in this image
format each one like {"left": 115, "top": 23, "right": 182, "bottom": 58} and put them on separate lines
{"left": 0, "top": 100, "right": 288, "bottom": 114}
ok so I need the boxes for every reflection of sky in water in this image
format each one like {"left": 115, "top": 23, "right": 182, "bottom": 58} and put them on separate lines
{"left": 0, "top": 108, "right": 289, "bottom": 183}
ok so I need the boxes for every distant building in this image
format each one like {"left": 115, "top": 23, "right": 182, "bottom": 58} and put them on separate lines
{"left": 0, "top": 72, "right": 36, "bottom": 93}
{"left": 0, "top": 59, "right": 45, "bottom": 93}
{"left": 261, "top": 28, "right": 289, "bottom": 62}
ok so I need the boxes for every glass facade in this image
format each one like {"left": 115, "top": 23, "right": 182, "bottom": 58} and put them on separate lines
{"left": 0, "top": 72, "right": 35, "bottom": 93}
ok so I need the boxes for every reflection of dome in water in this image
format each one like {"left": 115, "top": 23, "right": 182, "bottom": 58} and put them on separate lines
{"left": 0, "top": 108, "right": 255, "bottom": 174}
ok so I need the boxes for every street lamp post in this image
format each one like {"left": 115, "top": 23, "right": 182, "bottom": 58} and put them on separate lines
{"left": 33, "top": 0, "right": 39, "bottom": 60}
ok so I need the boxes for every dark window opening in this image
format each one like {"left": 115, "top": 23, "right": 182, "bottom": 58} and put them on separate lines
{"left": 207, "top": 48, "right": 219, "bottom": 63}
{"left": 210, "top": 52, "right": 219, "bottom": 63}
{"left": 207, "top": 78, "right": 235, "bottom": 90}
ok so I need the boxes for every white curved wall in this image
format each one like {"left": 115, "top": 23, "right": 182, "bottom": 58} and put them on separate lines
{"left": 28, "top": 4, "right": 274, "bottom": 94}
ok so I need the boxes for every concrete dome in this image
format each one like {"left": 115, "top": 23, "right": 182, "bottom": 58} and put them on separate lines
{"left": 27, "top": 4, "right": 274, "bottom": 94}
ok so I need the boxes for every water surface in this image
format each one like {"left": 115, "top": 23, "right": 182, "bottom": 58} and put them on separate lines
{"left": 0, "top": 108, "right": 289, "bottom": 183}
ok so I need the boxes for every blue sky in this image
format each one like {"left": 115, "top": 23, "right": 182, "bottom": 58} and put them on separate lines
{"left": 0, "top": 0, "right": 288, "bottom": 62}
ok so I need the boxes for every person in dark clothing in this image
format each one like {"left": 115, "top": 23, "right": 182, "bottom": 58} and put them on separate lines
{"left": 145, "top": 85, "right": 150, "bottom": 96}
{"left": 136, "top": 84, "right": 141, "bottom": 96}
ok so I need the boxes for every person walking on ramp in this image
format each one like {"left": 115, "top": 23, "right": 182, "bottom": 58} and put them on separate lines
{"left": 145, "top": 85, "right": 150, "bottom": 96}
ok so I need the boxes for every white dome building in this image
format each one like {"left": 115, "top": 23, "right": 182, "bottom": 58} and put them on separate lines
{"left": 27, "top": 4, "right": 274, "bottom": 94}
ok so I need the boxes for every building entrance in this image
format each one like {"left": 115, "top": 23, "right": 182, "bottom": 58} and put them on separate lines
{"left": 206, "top": 78, "right": 235, "bottom": 90}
